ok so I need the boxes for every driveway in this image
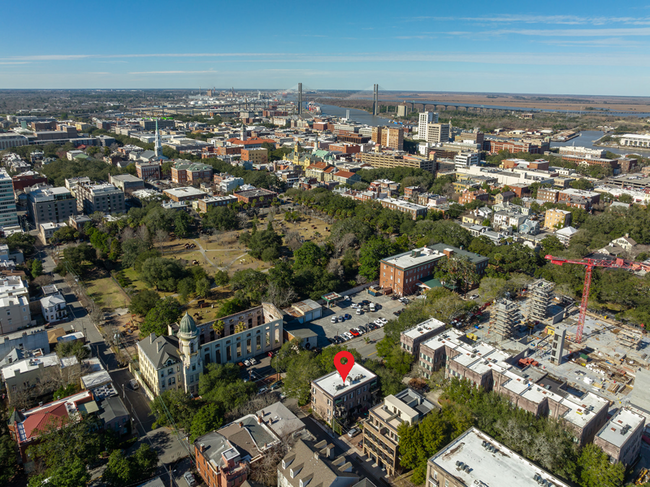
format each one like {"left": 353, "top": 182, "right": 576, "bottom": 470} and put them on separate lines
{"left": 110, "top": 368, "right": 157, "bottom": 434}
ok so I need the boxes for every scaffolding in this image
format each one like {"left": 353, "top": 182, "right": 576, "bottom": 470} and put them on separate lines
{"left": 525, "top": 279, "right": 555, "bottom": 322}
{"left": 489, "top": 299, "right": 523, "bottom": 342}
{"left": 617, "top": 328, "right": 643, "bottom": 350}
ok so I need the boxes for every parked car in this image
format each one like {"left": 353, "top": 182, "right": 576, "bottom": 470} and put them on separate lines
{"left": 356, "top": 309, "right": 363, "bottom": 315}
{"left": 339, "top": 315, "right": 346, "bottom": 321}
{"left": 250, "top": 358, "right": 257, "bottom": 365}
{"left": 344, "top": 313, "right": 351, "bottom": 320}
{"left": 129, "top": 379, "right": 139, "bottom": 390}
{"left": 331, "top": 316, "right": 338, "bottom": 323}
{"left": 258, "top": 386, "right": 268, "bottom": 395}
{"left": 350, "top": 329, "right": 360, "bottom": 337}
{"left": 344, "top": 332, "right": 354, "bottom": 340}
{"left": 183, "top": 472, "right": 197, "bottom": 487}
{"left": 267, "top": 351, "right": 275, "bottom": 358}
{"left": 348, "top": 428, "right": 360, "bottom": 438}
{"left": 244, "top": 359, "right": 251, "bottom": 366}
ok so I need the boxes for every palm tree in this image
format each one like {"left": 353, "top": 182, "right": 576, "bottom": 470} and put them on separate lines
{"left": 212, "top": 320, "right": 224, "bottom": 338}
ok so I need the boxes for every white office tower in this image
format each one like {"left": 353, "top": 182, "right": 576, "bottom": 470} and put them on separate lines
{"left": 418, "top": 111, "right": 438, "bottom": 140}
{"left": 154, "top": 120, "right": 163, "bottom": 158}
{"left": 0, "top": 169, "right": 18, "bottom": 228}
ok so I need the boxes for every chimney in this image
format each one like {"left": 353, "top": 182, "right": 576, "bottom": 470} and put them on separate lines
{"left": 325, "top": 443, "right": 335, "bottom": 459}
{"left": 257, "top": 415, "right": 263, "bottom": 424}
{"left": 239, "top": 421, "right": 244, "bottom": 428}
{"left": 443, "top": 248, "right": 454, "bottom": 258}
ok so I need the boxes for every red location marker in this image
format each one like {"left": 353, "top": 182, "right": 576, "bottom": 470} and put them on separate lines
{"left": 334, "top": 351, "right": 355, "bottom": 382}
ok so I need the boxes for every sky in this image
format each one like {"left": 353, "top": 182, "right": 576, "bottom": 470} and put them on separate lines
{"left": 3, "top": 0, "right": 650, "bottom": 95}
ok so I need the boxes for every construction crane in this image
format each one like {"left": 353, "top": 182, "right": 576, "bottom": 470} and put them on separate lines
{"left": 545, "top": 255, "right": 650, "bottom": 344}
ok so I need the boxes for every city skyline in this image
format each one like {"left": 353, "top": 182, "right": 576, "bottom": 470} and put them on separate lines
{"left": 3, "top": 0, "right": 650, "bottom": 95}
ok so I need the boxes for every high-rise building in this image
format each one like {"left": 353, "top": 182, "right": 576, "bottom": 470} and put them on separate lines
{"left": 426, "top": 123, "right": 450, "bottom": 144}
{"left": 417, "top": 111, "right": 437, "bottom": 140}
{"left": 371, "top": 126, "right": 404, "bottom": 150}
{"left": 0, "top": 169, "right": 19, "bottom": 228}
{"left": 28, "top": 187, "right": 78, "bottom": 226}
{"left": 75, "top": 182, "right": 125, "bottom": 215}
{"left": 154, "top": 119, "right": 163, "bottom": 158}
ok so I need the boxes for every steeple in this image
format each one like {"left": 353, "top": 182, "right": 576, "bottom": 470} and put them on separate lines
{"left": 240, "top": 123, "right": 247, "bottom": 141}
{"left": 154, "top": 119, "right": 162, "bottom": 158}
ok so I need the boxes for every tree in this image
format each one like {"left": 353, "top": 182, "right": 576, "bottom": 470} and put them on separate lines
{"left": 29, "top": 457, "right": 90, "bottom": 487}
{"left": 139, "top": 257, "right": 186, "bottom": 291}
{"left": 214, "top": 270, "right": 229, "bottom": 286}
{"left": 31, "top": 259, "right": 43, "bottom": 278}
{"left": 293, "top": 241, "right": 326, "bottom": 271}
{"left": 541, "top": 235, "right": 565, "bottom": 256}
{"left": 190, "top": 403, "right": 224, "bottom": 442}
{"left": 102, "top": 450, "right": 133, "bottom": 487}
{"left": 283, "top": 352, "right": 324, "bottom": 405}
{"left": 5, "top": 233, "right": 36, "bottom": 255}
{"left": 358, "top": 237, "right": 405, "bottom": 281}
{"left": 618, "top": 193, "right": 633, "bottom": 204}
{"left": 0, "top": 432, "right": 16, "bottom": 483}
{"left": 571, "top": 178, "right": 594, "bottom": 190}
{"left": 577, "top": 444, "right": 625, "bottom": 487}
{"left": 140, "top": 297, "right": 183, "bottom": 336}
{"left": 435, "top": 256, "right": 480, "bottom": 293}
{"left": 121, "top": 238, "right": 150, "bottom": 268}
{"left": 196, "top": 277, "right": 211, "bottom": 298}
{"left": 128, "top": 289, "right": 161, "bottom": 317}
{"left": 151, "top": 389, "right": 200, "bottom": 431}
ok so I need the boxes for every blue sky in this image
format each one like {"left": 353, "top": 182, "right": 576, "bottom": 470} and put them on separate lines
{"left": 3, "top": 0, "right": 650, "bottom": 95}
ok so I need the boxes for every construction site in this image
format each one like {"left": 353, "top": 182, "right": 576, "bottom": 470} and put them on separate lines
{"left": 479, "top": 278, "right": 649, "bottom": 407}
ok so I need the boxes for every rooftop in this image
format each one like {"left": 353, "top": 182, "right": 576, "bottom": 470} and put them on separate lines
{"left": 428, "top": 243, "right": 489, "bottom": 265}
{"left": 429, "top": 427, "right": 571, "bottom": 487}
{"left": 256, "top": 401, "right": 305, "bottom": 438}
{"left": 29, "top": 187, "right": 72, "bottom": 202}
{"left": 372, "top": 388, "right": 436, "bottom": 430}
{"left": 597, "top": 408, "right": 645, "bottom": 448}
{"left": 313, "top": 363, "right": 377, "bottom": 398}
{"left": 381, "top": 246, "right": 445, "bottom": 270}
{"left": 163, "top": 187, "right": 207, "bottom": 197}
{"left": 402, "top": 317, "right": 447, "bottom": 340}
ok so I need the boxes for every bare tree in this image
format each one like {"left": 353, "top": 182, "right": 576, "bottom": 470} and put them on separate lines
{"left": 33, "top": 275, "right": 54, "bottom": 287}
{"left": 285, "top": 231, "right": 302, "bottom": 251}
{"left": 326, "top": 259, "right": 344, "bottom": 279}
{"left": 136, "top": 224, "right": 150, "bottom": 244}
{"left": 154, "top": 229, "right": 169, "bottom": 254}
{"left": 121, "top": 226, "right": 135, "bottom": 242}
{"left": 334, "top": 233, "right": 356, "bottom": 257}
{"left": 265, "top": 282, "right": 299, "bottom": 309}
{"left": 355, "top": 274, "right": 368, "bottom": 285}
{"left": 248, "top": 442, "right": 291, "bottom": 486}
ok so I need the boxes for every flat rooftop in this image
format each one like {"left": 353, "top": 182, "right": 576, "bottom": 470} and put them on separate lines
{"left": 430, "top": 427, "right": 571, "bottom": 487}
{"left": 163, "top": 187, "right": 207, "bottom": 197}
{"left": 402, "top": 317, "right": 446, "bottom": 341}
{"left": 560, "top": 393, "right": 609, "bottom": 429}
{"left": 381, "top": 246, "right": 445, "bottom": 270}
{"left": 597, "top": 408, "right": 645, "bottom": 448}
{"left": 313, "top": 363, "right": 377, "bottom": 398}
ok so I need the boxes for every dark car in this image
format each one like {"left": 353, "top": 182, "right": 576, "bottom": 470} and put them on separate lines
{"left": 344, "top": 313, "right": 351, "bottom": 320}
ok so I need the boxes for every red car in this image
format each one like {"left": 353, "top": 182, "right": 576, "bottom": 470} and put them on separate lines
{"left": 350, "top": 329, "right": 360, "bottom": 337}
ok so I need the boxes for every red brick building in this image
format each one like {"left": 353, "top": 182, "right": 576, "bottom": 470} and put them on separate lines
{"left": 135, "top": 162, "right": 161, "bottom": 180}
{"left": 171, "top": 161, "right": 214, "bottom": 184}
{"left": 328, "top": 143, "right": 361, "bottom": 154}
{"left": 459, "top": 189, "right": 489, "bottom": 205}
{"left": 233, "top": 188, "right": 277, "bottom": 207}
{"left": 12, "top": 171, "right": 48, "bottom": 191}
{"left": 489, "top": 139, "right": 550, "bottom": 155}
{"left": 216, "top": 146, "right": 242, "bottom": 157}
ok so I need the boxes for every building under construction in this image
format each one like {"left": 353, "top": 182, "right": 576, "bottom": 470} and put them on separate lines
{"left": 617, "top": 328, "right": 643, "bottom": 350}
{"left": 525, "top": 279, "right": 555, "bottom": 323}
{"left": 489, "top": 299, "right": 523, "bottom": 342}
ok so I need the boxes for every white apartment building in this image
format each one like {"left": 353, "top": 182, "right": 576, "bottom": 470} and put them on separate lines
{"left": 454, "top": 152, "right": 480, "bottom": 168}
{"left": 558, "top": 146, "right": 605, "bottom": 158}
{"left": 0, "top": 169, "right": 18, "bottom": 228}
{"left": 417, "top": 111, "right": 438, "bottom": 141}
{"left": 426, "top": 123, "right": 450, "bottom": 144}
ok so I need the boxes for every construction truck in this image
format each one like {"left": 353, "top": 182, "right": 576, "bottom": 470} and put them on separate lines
{"left": 635, "top": 468, "right": 650, "bottom": 485}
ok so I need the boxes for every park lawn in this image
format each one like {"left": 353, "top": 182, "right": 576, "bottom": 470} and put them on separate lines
{"left": 86, "top": 277, "right": 129, "bottom": 311}
{"left": 121, "top": 268, "right": 149, "bottom": 292}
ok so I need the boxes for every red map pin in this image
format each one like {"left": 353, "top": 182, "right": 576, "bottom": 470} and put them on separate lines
{"left": 334, "top": 351, "right": 355, "bottom": 382}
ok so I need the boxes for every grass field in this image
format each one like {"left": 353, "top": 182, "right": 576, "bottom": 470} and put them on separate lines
{"left": 184, "top": 287, "right": 235, "bottom": 323}
{"left": 86, "top": 277, "right": 129, "bottom": 311}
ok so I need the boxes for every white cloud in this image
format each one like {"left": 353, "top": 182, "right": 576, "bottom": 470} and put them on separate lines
{"left": 404, "top": 15, "right": 650, "bottom": 26}
{"left": 128, "top": 70, "right": 218, "bottom": 75}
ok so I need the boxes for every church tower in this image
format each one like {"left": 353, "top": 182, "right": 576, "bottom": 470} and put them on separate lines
{"left": 178, "top": 313, "right": 202, "bottom": 394}
{"left": 240, "top": 123, "right": 247, "bottom": 141}
{"left": 154, "top": 119, "right": 163, "bottom": 158}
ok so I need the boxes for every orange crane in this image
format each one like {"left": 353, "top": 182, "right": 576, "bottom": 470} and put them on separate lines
{"left": 544, "top": 255, "right": 650, "bottom": 344}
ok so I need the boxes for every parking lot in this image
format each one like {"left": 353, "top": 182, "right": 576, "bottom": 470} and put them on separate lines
{"left": 302, "top": 290, "right": 407, "bottom": 358}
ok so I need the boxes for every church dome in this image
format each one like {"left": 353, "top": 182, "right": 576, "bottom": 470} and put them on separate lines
{"left": 178, "top": 312, "right": 197, "bottom": 337}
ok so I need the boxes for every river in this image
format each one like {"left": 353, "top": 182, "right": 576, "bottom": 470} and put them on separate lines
{"left": 316, "top": 104, "right": 393, "bottom": 127}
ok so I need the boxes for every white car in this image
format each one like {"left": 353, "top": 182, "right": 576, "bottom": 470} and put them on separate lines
{"left": 351, "top": 303, "right": 358, "bottom": 309}
{"left": 331, "top": 316, "right": 339, "bottom": 323}
{"left": 356, "top": 309, "right": 363, "bottom": 315}
{"left": 244, "top": 359, "right": 251, "bottom": 366}
{"left": 183, "top": 472, "right": 197, "bottom": 487}
{"left": 250, "top": 357, "right": 257, "bottom": 365}
{"left": 344, "top": 332, "right": 354, "bottom": 340}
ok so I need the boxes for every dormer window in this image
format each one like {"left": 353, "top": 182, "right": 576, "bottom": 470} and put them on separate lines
{"left": 290, "top": 465, "right": 302, "bottom": 478}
